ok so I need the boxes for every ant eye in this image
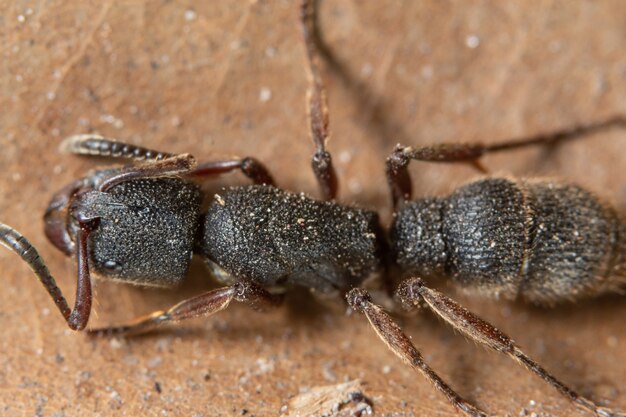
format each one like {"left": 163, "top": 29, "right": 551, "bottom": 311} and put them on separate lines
{"left": 103, "top": 260, "right": 122, "bottom": 273}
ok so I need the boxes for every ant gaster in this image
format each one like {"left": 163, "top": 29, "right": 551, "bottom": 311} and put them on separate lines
{"left": 1, "top": 1, "right": 624, "bottom": 416}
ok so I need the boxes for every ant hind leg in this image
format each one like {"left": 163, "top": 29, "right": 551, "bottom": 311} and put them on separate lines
{"left": 386, "top": 115, "right": 626, "bottom": 209}
{"left": 346, "top": 288, "right": 489, "bottom": 417}
{"left": 396, "top": 277, "right": 625, "bottom": 417}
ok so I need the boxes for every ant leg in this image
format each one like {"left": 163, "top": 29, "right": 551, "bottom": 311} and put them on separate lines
{"left": 87, "top": 280, "right": 283, "bottom": 337}
{"left": 190, "top": 158, "right": 275, "bottom": 186}
{"left": 102, "top": 156, "right": 276, "bottom": 192}
{"left": 300, "top": 0, "right": 338, "bottom": 200}
{"left": 60, "top": 135, "right": 197, "bottom": 191}
{"left": 62, "top": 134, "right": 177, "bottom": 161}
{"left": 98, "top": 154, "right": 195, "bottom": 192}
{"left": 396, "top": 278, "right": 625, "bottom": 417}
{"left": 346, "top": 288, "right": 489, "bottom": 417}
{"left": 63, "top": 135, "right": 275, "bottom": 186}
{"left": 386, "top": 115, "right": 626, "bottom": 209}
{"left": 0, "top": 217, "right": 99, "bottom": 331}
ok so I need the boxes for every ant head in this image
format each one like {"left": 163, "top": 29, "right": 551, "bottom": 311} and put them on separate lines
{"left": 44, "top": 173, "right": 202, "bottom": 287}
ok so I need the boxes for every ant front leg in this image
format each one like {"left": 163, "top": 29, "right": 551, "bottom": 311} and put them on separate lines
{"left": 396, "top": 278, "right": 625, "bottom": 417}
{"left": 190, "top": 158, "right": 275, "bottom": 187}
{"left": 62, "top": 135, "right": 197, "bottom": 191}
{"left": 15, "top": 137, "right": 207, "bottom": 331}
{"left": 62, "top": 134, "right": 178, "bottom": 160}
{"left": 88, "top": 280, "right": 283, "bottom": 337}
{"left": 301, "top": 0, "right": 338, "bottom": 200}
{"left": 385, "top": 115, "right": 626, "bottom": 209}
{"left": 0, "top": 215, "right": 99, "bottom": 331}
{"left": 63, "top": 135, "right": 276, "bottom": 187}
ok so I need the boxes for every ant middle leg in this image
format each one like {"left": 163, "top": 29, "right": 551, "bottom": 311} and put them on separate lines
{"left": 87, "top": 280, "right": 284, "bottom": 337}
{"left": 300, "top": 0, "right": 338, "bottom": 201}
{"left": 385, "top": 115, "right": 626, "bottom": 209}
{"left": 396, "top": 277, "right": 625, "bottom": 417}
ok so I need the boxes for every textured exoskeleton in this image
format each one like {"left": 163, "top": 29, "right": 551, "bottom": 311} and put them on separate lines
{"left": 392, "top": 178, "right": 626, "bottom": 304}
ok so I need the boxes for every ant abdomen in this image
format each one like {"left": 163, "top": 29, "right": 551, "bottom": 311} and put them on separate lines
{"left": 391, "top": 177, "right": 626, "bottom": 304}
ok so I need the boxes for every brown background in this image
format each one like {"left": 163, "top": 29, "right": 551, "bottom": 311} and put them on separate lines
{"left": 0, "top": 1, "right": 625, "bottom": 416}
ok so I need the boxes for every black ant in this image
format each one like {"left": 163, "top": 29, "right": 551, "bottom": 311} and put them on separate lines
{"left": 1, "top": 1, "right": 624, "bottom": 416}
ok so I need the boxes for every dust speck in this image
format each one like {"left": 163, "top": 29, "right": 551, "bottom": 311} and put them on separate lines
{"left": 465, "top": 34, "right": 480, "bottom": 49}
{"left": 109, "top": 337, "right": 123, "bottom": 349}
{"left": 421, "top": 65, "right": 434, "bottom": 79}
{"left": 184, "top": 9, "right": 197, "bottom": 21}
{"left": 259, "top": 87, "right": 272, "bottom": 102}
{"left": 338, "top": 150, "right": 352, "bottom": 164}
